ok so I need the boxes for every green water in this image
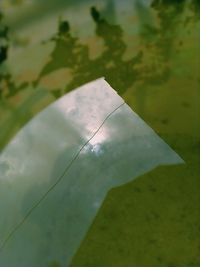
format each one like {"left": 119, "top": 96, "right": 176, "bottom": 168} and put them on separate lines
{"left": 0, "top": 1, "right": 200, "bottom": 266}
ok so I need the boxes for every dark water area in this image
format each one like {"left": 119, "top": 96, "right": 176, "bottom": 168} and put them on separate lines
{"left": 0, "top": 0, "right": 200, "bottom": 266}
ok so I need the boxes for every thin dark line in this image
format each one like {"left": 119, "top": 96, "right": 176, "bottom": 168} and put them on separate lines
{"left": 0, "top": 101, "right": 125, "bottom": 251}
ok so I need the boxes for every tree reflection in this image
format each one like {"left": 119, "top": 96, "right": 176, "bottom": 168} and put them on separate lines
{"left": 0, "top": 1, "right": 199, "bottom": 149}
{"left": 35, "top": 7, "right": 143, "bottom": 96}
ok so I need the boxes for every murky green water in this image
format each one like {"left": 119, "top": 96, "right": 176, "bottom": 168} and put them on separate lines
{"left": 0, "top": 1, "right": 200, "bottom": 266}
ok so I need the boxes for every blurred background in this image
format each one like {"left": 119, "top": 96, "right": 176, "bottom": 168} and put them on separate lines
{"left": 0, "top": 1, "right": 200, "bottom": 267}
